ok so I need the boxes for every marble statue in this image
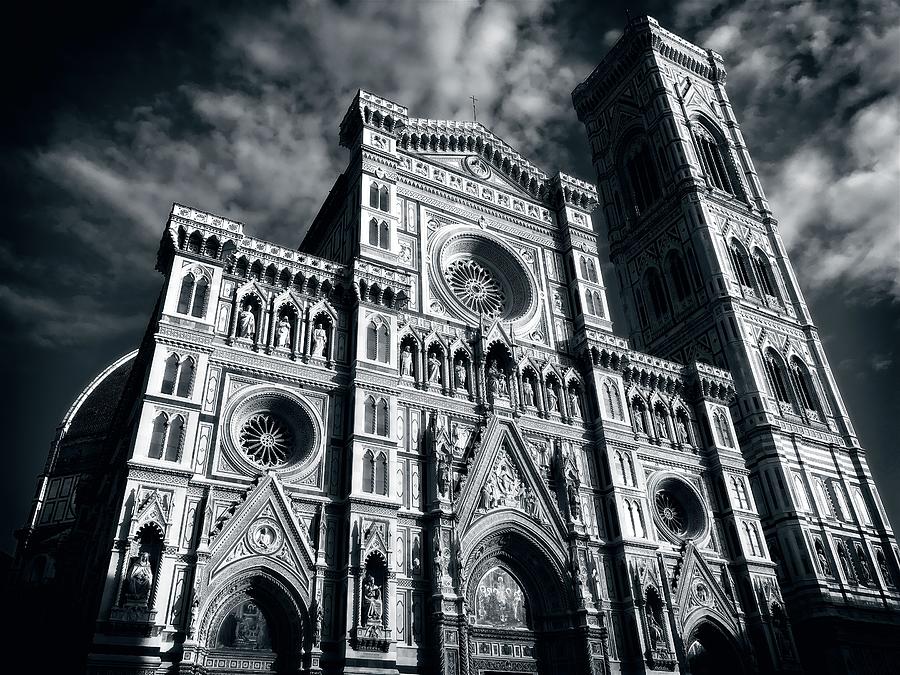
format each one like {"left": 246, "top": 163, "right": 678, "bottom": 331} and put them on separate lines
{"left": 238, "top": 306, "right": 256, "bottom": 339}
{"left": 312, "top": 323, "right": 327, "bottom": 358}
{"left": 400, "top": 345, "right": 413, "bottom": 377}
{"left": 275, "top": 316, "right": 291, "bottom": 348}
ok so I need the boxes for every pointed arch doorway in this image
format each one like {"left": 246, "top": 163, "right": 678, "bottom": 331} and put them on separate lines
{"left": 200, "top": 571, "right": 309, "bottom": 675}
{"left": 685, "top": 620, "right": 745, "bottom": 675}
{"left": 464, "top": 530, "right": 578, "bottom": 675}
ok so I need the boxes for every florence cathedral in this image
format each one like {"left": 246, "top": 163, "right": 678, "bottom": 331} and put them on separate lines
{"left": 11, "top": 16, "right": 900, "bottom": 675}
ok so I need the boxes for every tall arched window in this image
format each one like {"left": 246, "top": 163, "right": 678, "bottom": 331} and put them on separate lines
{"left": 376, "top": 399, "right": 389, "bottom": 436}
{"left": 728, "top": 242, "right": 755, "bottom": 289}
{"left": 731, "top": 477, "right": 749, "bottom": 509}
{"left": 580, "top": 258, "right": 589, "bottom": 279}
{"left": 793, "top": 474, "right": 809, "bottom": 511}
{"left": 693, "top": 123, "right": 736, "bottom": 195}
{"left": 645, "top": 268, "right": 670, "bottom": 319}
{"left": 379, "top": 185, "right": 390, "bottom": 212}
{"left": 585, "top": 291, "right": 596, "bottom": 315}
{"left": 363, "top": 450, "right": 375, "bottom": 492}
{"left": 368, "top": 218, "right": 379, "bottom": 246}
{"left": 176, "top": 358, "right": 195, "bottom": 398}
{"left": 161, "top": 354, "right": 179, "bottom": 395}
{"left": 149, "top": 413, "right": 168, "bottom": 459}
{"left": 666, "top": 251, "right": 691, "bottom": 302}
{"left": 364, "top": 396, "right": 376, "bottom": 434}
{"left": 592, "top": 292, "right": 604, "bottom": 317}
{"left": 191, "top": 277, "right": 209, "bottom": 317}
{"left": 603, "top": 380, "right": 623, "bottom": 420}
{"left": 714, "top": 410, "right": 733, "bottom": 447}
{"left": 375, "top": 452, "right": 388, "bottom": 495}
{"left": 165, "top": 415, "right": 184, "bottom": 462}
{"left": 177, "top": 273, "right": 195, "bottom": 314}
{"left": 622, "top": 139, "right": 663, "bottom": 216}
{"left": 752, "top": 250, "right": 780, "bottom": 299}
{"left": 369, "top": 182, "right": 380, "bottom": 208}
{"left": 814, "top": 479, "right": 833, "bottom": 517}
{"left": 764, "top": 350, "right": 792, "bottom": 405}
{"left": 379, "top": 220, "right": 390, "bottom": 249}
{"left": 366, "top": 318, "right": 390, "bottom": 363}
{"left": 789, "top": 358, "right": 817, "bottom": 412}
{"left": 854, "top": 489, "right": 872, "bottom": 526}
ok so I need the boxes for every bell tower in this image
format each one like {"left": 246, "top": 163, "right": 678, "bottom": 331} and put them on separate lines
{"left": 573, "top": 15, "right": 900, "bottom": 673}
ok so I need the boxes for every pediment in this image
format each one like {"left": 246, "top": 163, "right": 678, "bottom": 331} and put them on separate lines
{"left": 673, "top": 542, "right": 738, "bottom": 632}
{"left": 456, "top": 417, "right": 567, "bottom": 541}
{"left": 206, "top": 474, "right": 315, "bottom": 589}
{"left": 410, "top": 152, "right": 542, "bottom": 201}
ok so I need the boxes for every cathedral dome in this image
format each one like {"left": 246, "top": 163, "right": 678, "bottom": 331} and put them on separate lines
{"left": 60, "top": 350, "right": 136, "bottom": 441}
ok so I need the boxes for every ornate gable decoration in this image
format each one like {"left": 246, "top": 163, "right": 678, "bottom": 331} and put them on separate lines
{"left": 206, "top": 473, "right": 315, "bottom": 590}
{"left": 131, "top": 487, "right": 173, "bottom": 539}
{"left": 673, "top": 542, "right": 739, "bottom": 633}
{"left": 456, "top": 418, "right": 567, "bottom": 540}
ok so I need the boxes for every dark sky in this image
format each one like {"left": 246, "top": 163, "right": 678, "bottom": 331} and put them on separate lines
{"left": 1, "top": 0, "right": 898, "bottom": 555}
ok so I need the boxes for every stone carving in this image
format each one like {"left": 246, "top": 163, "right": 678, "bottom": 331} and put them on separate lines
{"left": 312, "top": 324, "right": 327, "bottom": 358}
{"left": 125, "top": 552, "right": 154, "bottom": 606}
{"left": 400, "top": 345, "right": 414, "bottom": 377}
{"left": 362, "top": 573, "right": 383, "bottom": 627}
{"left": 436, "top": 447, "right": 450, "bottom": 498}
{"left": 312, "top": 600, "right": 324, "bottom": 646}
{"left": 676, "top": 416, "right": 689, "bottom": 444}
{"left": 428, "top": 353, "right": 441, "bottom": 383}
{"left": 567, "top": 482, "right": 582, "bottom": 520}
{"left": 454, "top": 360, "right": 467, "bottom": 389}
{"left": 548, "top": 386, "right": 559, "bottom": 413}
{"left": 238, "top": 305, "right": 256, "bottom": 339}
{"left": 569, "top": 390, "right": 581, "bottom": 418}
{"left": 480, "top": 450, "right": 523, "bottom": 511}
{"left": 275, "top": 316, "right": 291, "bottom": 348}
{"left": 647, "top": 612, "right": 663, "bottom": 647}
{"left": 523, "top": 377, "right": 535, "bottom": 407}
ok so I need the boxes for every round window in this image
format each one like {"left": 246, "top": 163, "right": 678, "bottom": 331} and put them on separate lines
{"left": 652, "top": 476, "right": 707, "bottom": 541}
{"left": 239, "top": 413, "right": 294, "bottom": 467}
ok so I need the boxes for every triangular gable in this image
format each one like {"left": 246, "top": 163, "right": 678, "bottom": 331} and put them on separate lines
{"left": 456, "top": 417, "right": 568, "bottom": 542}
{"left": 206, "top": 474, "right": 315, "bottom": 590}
{"left": 673, "top": 542, "right": 739, "bottom": 633}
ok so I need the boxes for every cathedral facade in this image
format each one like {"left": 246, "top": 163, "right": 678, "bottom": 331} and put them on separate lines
{"left": 11, "top": 16, "right": 900, "bottom": 675}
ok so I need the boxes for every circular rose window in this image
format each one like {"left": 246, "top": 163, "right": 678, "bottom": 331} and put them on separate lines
{"left": 223, "top": 386, "right": 319, "bottom": 476}
{"left": 432, "top": 229, "right": 536, "bottom": 324}
{"left": 651, "top": 476, "right": 708, "bottom": 541}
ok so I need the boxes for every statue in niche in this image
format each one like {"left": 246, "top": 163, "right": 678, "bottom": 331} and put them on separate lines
{"left": 455, "top": 360, "right": 467, "bottom": 389}
{"left": 434, "top": 532, "right": 446, "bottom": 581}
{"left": 428, "top": 353, "right": 441, "bottom": 383}
{"left": 569, "top": 390, "right": 582, "bottom": 418}
{"left": 838, "top": 545, "right": 853, "bottom": 580}
{"left": 567, "top": 482, "right": 581, "bottom": 520}
{"left": 548, "top": 386, "right": 559, "bottom": 413}
{"left": 816, "top": 542, "right": 832, "bottom": 576}
{"left": 878, "top": 553, "right": 890, "bottom": 584}
{"left": 523, "top": 377, "right": 535, "bottom": 407}
{"left": 856, "top": 545, "right": 872, "bottom": 584}
{"left": 361, "top": 573, "right": 382, "bottom": 626}
{"left": 125, "top": 552, "right": 154, "bottom": 605}
{"left": 238, "top": 305, "right": 256, "bottom": 339}
{"left": 647, "top": 611, "right": 663, "bottom": 647}
{"left": 275, "top": 315, "right": 291, "bottom": 348}
{"left": 311, "top": 323, "right": 327, "bottom": 358}
{"left": 189, "top": 597, "right": 200, "bottom": 636}
{"left": 676, "top": 416, "right": 689, "bottom": 444}
{"left": 436, "top": 449, "right": 450, "bottom": 497}
{"left": 487, "top": 362, "right": 501, "bottom": 398}
{"left": 400, "top": 345, "right": 414, "bottom": 377}
{"left": 656, "top": 409, "right": 668, "bottom": 438}
{"left": 452, "top": 425, "right": 468, "bottom": 455}
{"left": 633, "top": 406, "right": 645, "bottom": 434}
{"left": 523, "top": 487, "right": 539, "bottom": 519}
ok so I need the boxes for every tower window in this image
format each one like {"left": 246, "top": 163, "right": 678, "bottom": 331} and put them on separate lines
{"left": 623, "top": 140, "right": 663, "bottom": 216}
{"left": 789, "top": 357, "right": 818, "bottom": 412}
{"left": 694, "top": 123, "right": 736, "bottom": 195}
{"left": 728, "top": 242, "right": 755, "bottom": 289}
{"left": 764, "top": 349, "right": 793, "bottom": 405}
{"left": 645, "top": 268, "right": 670, "bottom": 319}
{"left": 752, "top": 251, "right": 779, "bottom": 299}
{"left": 370, "top": 181, "right": 390, "bottom": 212}
{"left": 666, "top": 250, "right": 691, "bottom": 302}
{"left": 176, "top": 270, "right": 210, "bottom": 318}
{"left": 366, "top": 317, "right": 390, "bottom": 363}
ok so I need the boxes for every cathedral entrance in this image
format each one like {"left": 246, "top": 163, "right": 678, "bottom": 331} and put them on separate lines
{"left": 464, "top": 530, "right": 579, "bottom": 675}
{"left": 200, "top": 572, "right": 308, "bottom": 675}
{"left": 685, "top": 620, "right": 744, "bottom": 675}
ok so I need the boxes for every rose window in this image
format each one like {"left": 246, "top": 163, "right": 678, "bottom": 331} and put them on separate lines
{"left": 445, "top": 259, "right": 507, "bottom": 318}
{"left": 655, "top": 490, "right": 686, "bottom": 536}
{"left": 239, "top": 413, "right": 293, "bottom": 467}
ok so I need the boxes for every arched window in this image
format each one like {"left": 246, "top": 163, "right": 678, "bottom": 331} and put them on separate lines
{"left": 177, "top": 273, "right": 195, "bottom": 314}
{"left": 645, "top": 268, "right": 670, "bottom": 319}
{"left": 149, "top": 413, "right": 168, "bottom": 459}
{"left": 375, "top": 452, "right": 388, "bottom": 495}
{"left": 714, "top": 410, "right": 733, "bottom": 447}
{"left": 580, "top": 258, "right": 589, "bottom": 279}
{"left": 191, "top": 276, "right": 209, "bottom": 317}
{"left": 814, "top": 479, "right": 833, "bottom": 517}
{"left": 666, "top": 251, "right": 691, "bottom": 302}
{"left": 693, "top": 122, "right": 736, "bottom": 194}
{"left": 764, "top": 350, "right": 792, "bottom": 405}
{"left": 752, "top": 251, "right": 779, "bottom": 299}
{"left": 366, "top": 318, "right": 390, "bottom": 363}
{"left": 854, "top": 489, "right": 872, "bottom": 526}
{"left": 789, "top": 358, "right": 817, "bottom": 411}
{"left": 603, "top": 380, "right": 622, "bottom": 420}
{"left": 593, "top": 292, "right": 604, "bottom": 317}
{"left": 176, "top": 358, "right": 194, "bottom": 398}
{"left": 585, "top": 291, "right": 596, "bottom": 315}
{"left": 793, "top": 474, "right": 809, "bottom": 511}
{"left": 364, "top": 396, "right": 376, "bottom": 434}
{"left": 622, "top": 139, "right": 663, "bottom": 216}
{"left": 368, "top": 218, "right": 379, "bottom": 246}
{"left": 731, "top": 477, "right": 749, "bottom": 510}
{"left": 379, "top": 185, "right": 390, "bottom": 212}
{"left": 379, "top": 220, "right": 390, "bottom": 249}
{"left": 369, "top": 182, "right": 380, "bottom": 208}
{"left": 165, "top": 415, "right": 184, "bottom": 462}
{"left": 728, "top": 242, "right": 755, "bottom": 289}
{"left": 376, "top": 399, "right": 389, "bottom": 436}
{"left": 187, "top": 231, "right": 203, "bottom": 253}
{"left": 363, "top": 450, "right": 375, "bottom": 492}
{"left": 161, "top": 354, "right": 179, "bottom": 395}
